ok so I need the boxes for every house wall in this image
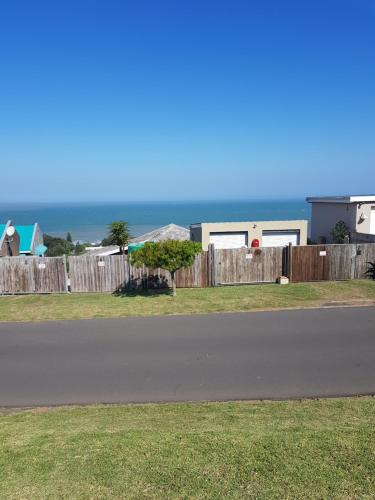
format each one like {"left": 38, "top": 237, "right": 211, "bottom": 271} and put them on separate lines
{"left": 310, "top": 202, "right": 357, "bottom": 243}
{"left": 355, "top": 203, "right": 375, "bottom": 234}
{"left": 194, "top": 220, "right": 308, "bottom": 250}
{"left": 0, "top": 226, "right": 20, "bottom": 257}
{"left": 310, "top": 202, "right": 375, "bottom": 242}
{"left": 190, "top": 225, "right": 202, "bottom": 244}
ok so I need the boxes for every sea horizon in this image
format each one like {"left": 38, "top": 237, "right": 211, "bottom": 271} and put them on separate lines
{"left": 0, "top": 199, "right": 311, "bottom": 243}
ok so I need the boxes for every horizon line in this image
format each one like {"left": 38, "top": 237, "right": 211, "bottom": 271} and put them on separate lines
{"left": 0, "top": 197, "right": 310, "bottom": 206}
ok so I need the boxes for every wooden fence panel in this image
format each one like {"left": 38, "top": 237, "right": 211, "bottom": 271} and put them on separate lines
{"left": 0, "top": 257, "right": 66, "bottom": 293}
{"left": 355, "top": 244, "right": 375, "bottom": 279}
{"left": 68, "top": 255, "right": 128, "bottom": 293}
{"left": 327, "top": 245, "right": 356, "bottom": 281}
{"left": 215, "top": 247, "right": 283, "bottom": 285}
{"left": 176, "top": 252, "right": 209, "bottom": 288}
{"left": 69, "top": 252, "right": 209, "bottom": 292}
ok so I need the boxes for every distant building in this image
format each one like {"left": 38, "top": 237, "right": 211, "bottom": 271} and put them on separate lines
{"left": 0, "top": 221, "right": 20, "bottom": 257}
{"left": 85, "top": 245, "right": 121, "bottom": 257}
{"left": 85, "top": 224, "right": 190, "bottom": 256}
{"left": 131, "top": 224, "right": 189, "bottom": 244}
{"left": 190, "top": 220, "right": 308, "bottom": 250}
{"left": 306, "top": 195, "right": 375, "bottom": 243}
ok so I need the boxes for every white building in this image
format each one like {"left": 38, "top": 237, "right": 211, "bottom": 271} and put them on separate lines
{"left": 306, "top": 195, "right": 375, "bottom": 243}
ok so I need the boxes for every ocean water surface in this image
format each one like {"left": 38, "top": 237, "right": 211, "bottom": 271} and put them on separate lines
{"left": 0, "top": 200, "right": 310, "bottom": 242}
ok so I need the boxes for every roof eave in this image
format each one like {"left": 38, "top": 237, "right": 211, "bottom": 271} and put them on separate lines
{"left": 307, "top": 195, "right": 375, "bottom": 204}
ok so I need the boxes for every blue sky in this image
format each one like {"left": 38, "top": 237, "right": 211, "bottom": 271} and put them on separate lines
{"left": 1, "top": 0, "right": 374, "bottom": 202}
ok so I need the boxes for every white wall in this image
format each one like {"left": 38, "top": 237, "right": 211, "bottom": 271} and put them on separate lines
{"left": 310, "top": 203, "right": 357, "bottom": 243}
{"left": 355, "top": 203, "right": 375, "bottom": 234}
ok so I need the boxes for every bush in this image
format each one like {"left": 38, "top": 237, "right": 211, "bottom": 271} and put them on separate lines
{"left": 331, "top": 221, "right": 349, "bottom": 244}
{"left": 130, "top": 240, "right": 202, "bottom": 296}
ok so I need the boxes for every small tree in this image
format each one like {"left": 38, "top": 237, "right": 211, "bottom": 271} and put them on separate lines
{"left": 74, "top": 242, "right": 87, "bottom": 255}
{"left": 331, "top": 221, "right": 349, "bottom": 244}
{"left": 107, "top": 221, "right": 131, "bottom": 254}
{"left": 130, "top": 240, "right": 202, "bottom": 296}
{"left": 66, "top": 232, "right": 73, "bottom": 243}
{"left": 44, "top": 234, "right": 74, "bottom": 257}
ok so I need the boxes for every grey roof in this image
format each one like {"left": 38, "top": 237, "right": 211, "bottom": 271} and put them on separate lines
{"left": 85, "top": 245, "right": 121, "bottom": 256}
{"left": 131, "top": 224, "right": 190, "bottom": 243}
{"left": 306, "top": 195, "right": 375, "bottom": 204}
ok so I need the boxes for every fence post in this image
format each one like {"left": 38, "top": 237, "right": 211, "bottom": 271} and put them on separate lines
{"left": 351, "top": 244, "right": 357, "bottom": 280}
{"left": 288, "top": 243, "right": 293, "bottom": 283}
{"left": 63, "top": 254, "right": 69, "bottom": 293}
{"left": 208, "top": 244, "right": 216, "bottom": 287}
{"left": 124, "top": 254, "right": 130, "bottom": 291}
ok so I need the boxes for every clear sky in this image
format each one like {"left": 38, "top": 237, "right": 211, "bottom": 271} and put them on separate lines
{"left": 1, "top": 0, "right": 374, "bottom": 202}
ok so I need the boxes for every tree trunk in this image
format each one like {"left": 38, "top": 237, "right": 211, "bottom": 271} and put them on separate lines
{"left": 171, "top": 271, "right": 177, "bottom": 296}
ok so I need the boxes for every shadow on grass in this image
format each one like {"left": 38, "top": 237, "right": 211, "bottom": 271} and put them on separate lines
{"left": 113, "top": 274, "right": 174, "bottom": 298}
{"left": 113, "top": 288, "right": 173, "bottom": 299}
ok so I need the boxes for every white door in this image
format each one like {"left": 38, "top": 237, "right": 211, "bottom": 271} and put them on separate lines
{"left": 209, "top": 232, "right": 247, "bottom": 249}
{"left": 370, "top": 207, "right": 375, "bottom": 234}
{"left": 262, "top": 230, "right": 299, "bottom": 247}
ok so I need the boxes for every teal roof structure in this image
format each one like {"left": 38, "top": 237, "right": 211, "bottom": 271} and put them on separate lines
{"left": 14, "top": 225, "right": 35, "bottom": 253}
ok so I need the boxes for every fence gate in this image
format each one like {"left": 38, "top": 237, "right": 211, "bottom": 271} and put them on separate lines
{"left": 290, "top": 244, "right": 356, "bottom": 282}
{"left": 215, "top": 247, "right": 283, "bottom": 285}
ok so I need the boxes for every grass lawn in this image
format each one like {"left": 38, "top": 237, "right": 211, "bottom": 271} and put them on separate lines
{"left": 0, "top": 398, "right": 374, "bottom": 499}
{"left": 0, "top": 280, "right": 374, "bottom": 322}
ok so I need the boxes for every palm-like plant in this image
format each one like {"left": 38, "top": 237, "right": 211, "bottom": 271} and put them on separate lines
{"left": 107, "top": 221, "right": 131, "bottom": 254}
{"left": 365, "top": 262, "right": 375, "bottom": 280}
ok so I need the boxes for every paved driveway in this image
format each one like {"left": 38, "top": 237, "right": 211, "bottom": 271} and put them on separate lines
{"left": 0, "top": 307, "right": 374, "bottom": 406}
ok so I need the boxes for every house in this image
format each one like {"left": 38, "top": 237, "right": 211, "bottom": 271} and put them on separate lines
{"left": 306, "top": 195, "right": 375, "bottom": 243}
{"left": 0, "top": 221, "right": 20, "bottom": 256}
{"left": 85, "top": 224, "right": 190, "bottom": 256}
{"left": 190, "top": 220, "right": 308, "bottom": 250}
{"left": 14, "top": 223, "right": 44, "bottom": 255}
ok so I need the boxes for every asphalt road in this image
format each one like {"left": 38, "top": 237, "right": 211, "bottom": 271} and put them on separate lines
{"left": 0, "top": 307, "right": 375, "bottom": 406}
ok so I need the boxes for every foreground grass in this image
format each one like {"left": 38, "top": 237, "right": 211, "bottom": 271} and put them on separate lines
{"left": 0, "top": 280, "right": 374, "bottom": 322}
{"left": 0, "top": 398, "right": 374, "bottom": 499}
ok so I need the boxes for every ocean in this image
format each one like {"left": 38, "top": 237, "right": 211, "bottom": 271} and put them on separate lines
{"left": 0, "top": 200, "right": 311, "bottom": 243}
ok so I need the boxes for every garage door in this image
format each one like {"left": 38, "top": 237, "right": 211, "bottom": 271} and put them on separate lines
{"left": 262, "top": 230, "right": 299, "bottom": 247}
{"left": 209, "top": 232, "right": 247, "bottom": 249}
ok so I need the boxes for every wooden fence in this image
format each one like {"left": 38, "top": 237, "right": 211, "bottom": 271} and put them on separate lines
{"left": 1, "top": 243, "right": 375, "bottom": 294}
{"left": 290, "top": 243, "right": 375, "bottom": 282}
{"left": 0, "top": 256, "right": 67, "bottom": 294}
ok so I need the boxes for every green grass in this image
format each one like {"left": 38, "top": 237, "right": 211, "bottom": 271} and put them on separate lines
{"left": 0, "top": 280, "right": 374, "bottom": 322}
{"left": 0, "top": 398, "right": 375, "bottom": 499}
